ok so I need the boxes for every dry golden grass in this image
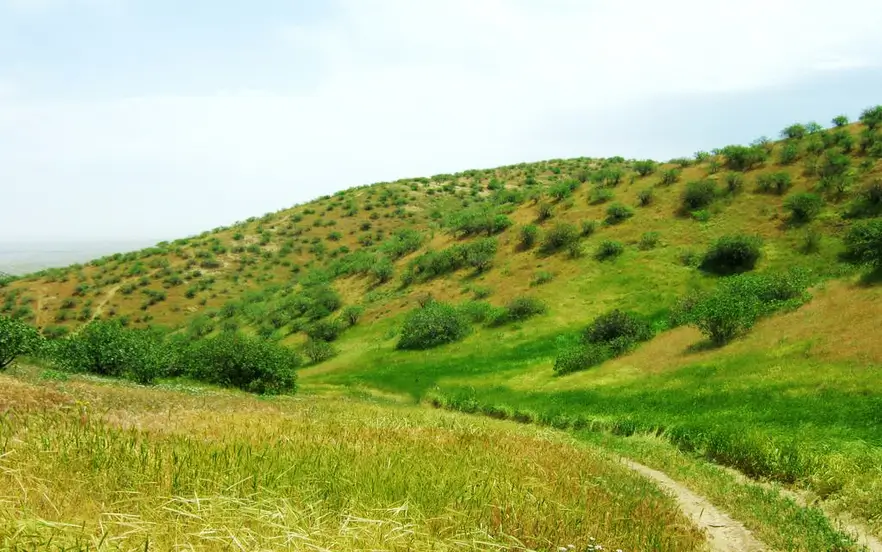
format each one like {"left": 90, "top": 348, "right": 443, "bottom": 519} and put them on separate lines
{"left": 0, "top": 372, "right": 704, "bottom": 551}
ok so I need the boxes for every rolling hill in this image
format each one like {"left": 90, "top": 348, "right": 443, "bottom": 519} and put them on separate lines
{"left": 3, "top": 106, "right": 882, "bottom": 548}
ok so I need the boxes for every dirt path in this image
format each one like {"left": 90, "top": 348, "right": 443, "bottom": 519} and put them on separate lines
{"left": 621, "top": 458, "right": 767, "bottom": 552}
{"left": 90, "top": 285, "right": 120, "bottom": 322}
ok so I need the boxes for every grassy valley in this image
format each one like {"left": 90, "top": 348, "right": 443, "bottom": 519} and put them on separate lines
{"left": 3, "top": 108, "right": 882, "bottom": 549}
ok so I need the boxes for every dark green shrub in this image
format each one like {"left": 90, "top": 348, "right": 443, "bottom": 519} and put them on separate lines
{"left": 463, "top": 238, "right": 498, "bottom": 272}
{"left": 660, "top": 168, "right": 681, "bottom": 185}
{"left": 800, "top": 229, "right": 822, "bottom": 254}
{"left": 778, "top": 142, "right": 800, "bottom": 165}
{"left": 458, "top": 300, "right": 493, "bottom": 323}
{"left": 370, "top": 256, "right": 395, "bottom": 283}
{"left": 784, "top": 193, "right": 824, "bottom": 223}
{"left": 397, "top": 302, "right": 471, "bottom": 350}
{"left": 846, "top": 180, "right": 882, "bottom": 218}
{"left": 844, "top": 219, "right": 882, "bottom": 266}
{"left": 342, "top": 305, "right": 364, "bottom": 327}
{"left": 0, "top": 315, "right": 42, "bottom": 370}
{"left": 488, "top": 296, "right": 547, "bottom": 326}
{"left": 781, "top": 123, "right": 807, "bottom": 140}
{"left": 519, "top": 224, "right": 539, "bottom": 249}
{"left": 700, "top": 235, "right": 763, "bottom": 275}
{"left": 580, "top": 220, "right": 598, "bottom": 236}
{"left": 860, "top": 105, "right": 882, "bottom": 130}
{"left": 185, "top": 332, "right": 300, "bottom": 393}
{"left": 633, "top": 160, "right": 656, "bottom": 176}
{"left": 540, "top": 223, "right": 580, "bottom": 254}
{"left": 596, "top": 240, "right": 624, "bottom": 260}
{"left": 690, "top": 291, "right": 760, "bottom": 346}
{"left": 553, "top": 343, "right": 610, "bottom": 375}
{"left": 681, "top": 180, "right": 718, "bottom": 211}
{"left": 723, "top": 172, "right": 745, "bottom": 194}
{"left": 537, "top": 203, "right": 555, "bottom": 221}
{"left": 605, "top": 203, "right": 634, "bottom": 225}
{"left": 755, "top": 172, "right": 792, "bottom": 195}
{"left": 832, "top": 115, "right": 849, "bottom": 127}
{"left": 583, "top": 309, "right": 652, "bottom": 355}
{"left": 302, "top": 338, "right": 337, "bottom": 364}
{"left": 379, "top": 229, "right": 423, "bottom": 259}
{"left": 721, "top": 145, "right": 767, "bottom": 171}
{"left": 637, "top": 188, "right": 654, "bottom": 206}
{"left": 306, "top": 319, "right": 344, "bottom": 342}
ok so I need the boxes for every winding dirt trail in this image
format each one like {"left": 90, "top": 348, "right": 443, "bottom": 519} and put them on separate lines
{"left": 621, "top": 458, "right": 767, "bottom": 552}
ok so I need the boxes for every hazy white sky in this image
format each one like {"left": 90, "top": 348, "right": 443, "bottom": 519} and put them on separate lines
{"left": 2, "top": 0, "right": 882, "bottom": 241}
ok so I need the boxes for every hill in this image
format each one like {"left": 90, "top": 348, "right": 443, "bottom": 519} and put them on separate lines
{"left": 3, "top": 107, "right": 882, "bottom": 546}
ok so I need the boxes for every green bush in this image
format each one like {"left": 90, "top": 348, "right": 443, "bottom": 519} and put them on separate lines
{"left": 633, "top": 160, "right": 656, "bottom": 176}
{"left": 458, "top": 300, "right": 493, "bottom": 323}
{"left": 0, "top": 315, "right": 42, "bottom": 370}
{"left": 342, "top": 305, "right": 364, "bottom": 327}
{"left": 860, "top": 105, "right": 882, "bottom": 130}
{"left": 637, "top": 188, "right": 654, "bottom": 206}
{"left": 832, "top": 115, "right": 849, "bottom": 127}
{"left": 302, "top": 338, "right": 337, "bottom": 365}
{"left": 595, "top": 240, "right": 624, "bottom": 261}
{"left": 605, "top": 203, "right": 634, "bottom": 225}
{"left": 844, "top": 219, "right": 882, "bottom": 266}
{"left": 530, "top": 271, "right": 554, "bottom": 286}
{"left": 580, "top": 220, "right": 598, "bottom": 236}
{"left": 690, "top": 290, "right": 760, "bottom": 346}
{"left": 659, "top": 168, "right": 681, "bottom": 185}
{"left": 681, "top": 179, "right": 718, "bottom": 211}
{"left": 306, "top": 319, "right": 344, "bottom": 342}
{"left": 778, "top": 142, "right": 800, "bottom": 165}
{"left": 720, "top": 144, "right": 767, "bottom": 171}
{"left": 537, "top": 203, "right": 555, "bottom": 221}
{"left": 488, "top": 296, "right": 547, "bottom": 326}
{"left": 583, "top": 309, "right": 652, "bottom": 355}
{"left": 724, "top": 172, "right": 745, "bottom": 194}
{"left": 519, "top": 224, "right": 539, "bottom": 249}
{"left": 639, "top": 231, "right": 661, "bottom": 250}
{"left": 185, "top": 332, "right": 300, "bottom": 394}
{"left": 700, "top": 235, "right": 763, "bottom": 275}
{"left": 784, "top": 193, "right": 824, "bottom": 223}
{"left": 540, "top": 223, "right": 580, "bottom": 254}
{"left": 781, "top": 123, "right": 807, "bottom": 140}
{"left": 397, "top": 302, "right": 472, "bottom": 350}
{"left": 589, "top": 187, "right": 614, "bottom": 204}
{"left": 370, "top": 256, "right": 395, "bottom": 283}
{"left": 755, "top": 172, "right": 792, "bottom": 195}
{"left": 553, "top": 343, "right": 610, "bottom": 375}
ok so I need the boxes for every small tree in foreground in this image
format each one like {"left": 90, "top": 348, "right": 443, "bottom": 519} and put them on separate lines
{"left": 0, "top": 315, "right": 42, "bottom": 370}
{"left": 690, "top": 291, "right": 760, "bottom": 346}
{"left": 844, "top": 219, "right": 882, "bottom": 267}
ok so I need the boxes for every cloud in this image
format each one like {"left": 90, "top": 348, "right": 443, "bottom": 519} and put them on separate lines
{"left": 2, "top": 0, "right": 882, "bottom": 240}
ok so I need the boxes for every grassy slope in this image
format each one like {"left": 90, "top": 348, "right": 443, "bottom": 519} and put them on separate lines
{"left": 3, "top": 118, "right": 882, "bottom": 537}
{"left": 0, "top": 370, "right": 705, "bottom": 551}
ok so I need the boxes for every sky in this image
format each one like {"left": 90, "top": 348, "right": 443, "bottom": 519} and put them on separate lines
{"left": 2, "top": 0, "right": 882, "bottom": 242}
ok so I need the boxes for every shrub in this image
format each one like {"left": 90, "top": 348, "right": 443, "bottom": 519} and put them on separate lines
{"left": 519, "top": 224, "right": 539, "bottom": 249}
{"left": 583, "top": 309, "right": 652, "bottom": 355}
{"left": 700, "top": 235, "right": 763, "bottom": 275}
{"left": 755, "top": 172, "right": 792, "bottom": 195}
{"left": 580, "top": 220, "right": 598, "bottom": 236}
{"left": 589, "top": 187, "right": 614, "bottom": 204}
{"left": 458, "top": 300, "right": 493, "bottom": 323}
{"left": 723, "top": 172, "right": 745, "bottom": 194}
{"left": 778, "top": 142, "right": 800, "bottom": 165}
{"left": 639, "top": 231, "right": 661, "bottom": 250}
{"left": 306, "top": 319, "right": 344, "bottom": 342}
{"left": 721, "top": 145, "right": 767, "bottom": 171}
{"left": 596, "top": 240, "right": 624, "bottom": 261}
{"left": 633, "top": 160, "right": 656, "bottom": 176}
{"left": 784, "top": 193, "right": 824, "bottom": 223}
{"left": 342, "top": 305, "right": 364, "bottom": 327}
{"left": 553, "top": 343, "right": 610, "bottom": 375}
{"left": 690, "top": 290, "right": 761, "bottom": 346}
{"left": 537, "top": 203, "right": 555, "bottom": 221}
{"left": 397, "top": 302, "right": 471, "bottom": 350}
{"left": 463, "top": 238, "right": 498, "bottom": 272}
{"left": 0, "top": 315, "right": 42, "bottom": 370}
{"left": 488, "top": 296, "right": 547, "bottom": 326}
{"left": 605, "top": 203, "right": 634, "bottom": 225}
{"left": 530, "top": 271, "right": 554, "bottom": 286}
{"left": 847, "top": 180, "right": 882, "bottom": 218}
{"left": 302, "top": 338, "right": 337, "bottom": 364}
{"left": 370, "top": 256, "right": 395, "bottom": 283}
{"left": 541, "top": 223, "right": 580, "bottom": 254}
{"left": 843, "top": 219, "right": 882, "bottom": 266}
{"left": 379, "top": 229, "right": 423, "bottom": 259}
{"left": 637, "top": 188, "right": 654, "bottom": 206}
{"left": 681, "top": 179, "right": 718, "bottom": 210}
{"left": 800, "top": 229, "right": 822, "bottom": 254}
{"left": 659, "top": 168, "right": 681, "bottom": 185}
{"left": 781, "top": 123, "right": 807, "bottom": 140}
{"left": 185, "top": 332, "right": 300, "bottom": 393}
{"left": 832, "top": 115, "right": 849, "bottom": 127}
{"left": 860, "top": 105, "right": 882, "bottom": 130}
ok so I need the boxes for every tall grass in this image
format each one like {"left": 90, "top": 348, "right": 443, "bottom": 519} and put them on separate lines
{"left": 0, "top": 373, "right": 703, "bottom": 551}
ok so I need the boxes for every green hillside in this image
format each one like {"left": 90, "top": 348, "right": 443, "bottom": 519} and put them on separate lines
{"left": 2, "top": 107, "right": 882, "bottom": 549}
